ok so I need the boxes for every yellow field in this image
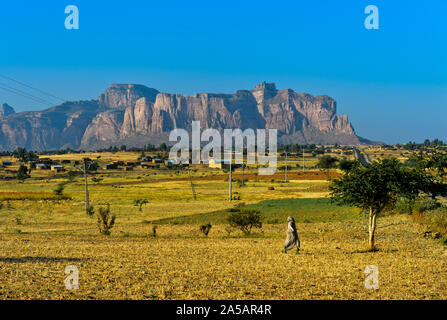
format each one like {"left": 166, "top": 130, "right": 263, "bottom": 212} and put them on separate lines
{"left": 1, "top": 216, "right": 446, "bottom": 299}
{"left": 0, "top": 149, "right": 446, "bottom": 300}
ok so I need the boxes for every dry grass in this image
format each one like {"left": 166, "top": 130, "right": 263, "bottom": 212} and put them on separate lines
{"left": 0, "top": 150, "right": 446, "bottom": 300}
{"left": 0, "top": 215, "right": 446, "bottom": 299}
{"left": 0, "top": 192, "right": 69, "bottom": 201}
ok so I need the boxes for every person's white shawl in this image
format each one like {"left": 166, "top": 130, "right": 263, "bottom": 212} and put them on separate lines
{"left": 284, "top": 216, "right": 300, "bottom": 251}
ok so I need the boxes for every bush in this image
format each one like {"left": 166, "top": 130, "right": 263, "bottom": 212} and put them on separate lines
{"left": 17, "top": 165, "right": 29, "bottom": 181}
{"left": 413, "top": 207, "right": 447, "bottom": 237}
{"left": 134, "top": 199, "right": 149, "bottom": 212}
{"left": 414, "top": 197, "right": 440, "bottom": 214}
{"left": 200, "top": 223, "right": 212, "bottom": 236}
{"left": 86, "top": 205, "right": 95, "bottom": 217}
{"left": 394, "top": 197, "right": 415, "bottom": 214}
{"left": 96, "top": 204, "right": 116, "bottom": 235}
{"left": 53, "top": 182, "right": 67, "bottom": 196}
{"left": 152, "top": 225, "right": 157, "bottom": 237}
{"left": 227, "top": 209, "right": 262, "bottom": 235}
{"left": 432, "top": 210, "right": 447, "bottom": 234}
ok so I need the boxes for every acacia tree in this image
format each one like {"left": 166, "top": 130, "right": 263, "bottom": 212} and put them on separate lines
{"left": 318, "top": 155, "right": 338, "bottom": 179}
{"left": 17, "top": 165, "right": 29, "bottom": 181}
{"left": 329, "top": 159, "right": 430, "bottom": 250}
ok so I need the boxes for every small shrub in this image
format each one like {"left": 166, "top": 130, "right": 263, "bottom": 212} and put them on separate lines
{"left": 414, "top": 197, "right": 440, "bottom": 214}
{"left": 225, "top": 226, "right": 234, "bottom": 235}
{"left": 86, "top": 205, "right": 95, "bottom": 217}
{"left": 96, "top": 204, "right": 115, "bottom": 235}
{"left": 267, "top": 186, "right": 275, "bottom": 190}
{"left": 200, "top": 223, "right": 212, "bottom": 236}
{"left": 53, "top": 182, "right": 67, "bottom": 196}
{"left": 227, "top": 209, "right": 262, "bottom": 235}
{"left": 134, "top": 199, "right": 148, "bottom": 212}
{"left": 152, "top": 225, "right": 158, "bottom": 237}
{"left": 15, "top": 216, "right": 22, "bottom": 225}
{"left": 91, "top": 177, "right": 103, "bottom": 184}
{"left": 432, "top": 210, "right": 447, "bottom": 234}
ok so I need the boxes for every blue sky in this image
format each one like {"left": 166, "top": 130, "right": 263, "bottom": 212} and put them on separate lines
{"left": 0, "top": 0, "right": 446, "bottom": 144}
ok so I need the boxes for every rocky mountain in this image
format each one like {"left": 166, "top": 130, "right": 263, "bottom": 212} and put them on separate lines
{"left": 0, "top": 103, "right": 15, "bottom": 117}
{"left": 0, "top": 82, "right": 369, "bottom": 151}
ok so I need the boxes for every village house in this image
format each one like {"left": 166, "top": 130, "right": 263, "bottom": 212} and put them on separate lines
{"left": 51, "top": 165, "right": 65, "bottom": 172}
{"left": 36, "top": 163, "right": 49, "bottom": 170}
{"left": 208, "top": 159, "right": 231, "bottom": 170}
{"left": 104, "top": 163, "right": 118, "bottom": 170}
{"left": 140, "top": 162, "right": 150, "bottom": 168}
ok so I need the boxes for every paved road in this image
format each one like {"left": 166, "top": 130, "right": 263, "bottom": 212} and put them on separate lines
{"left": 353, "top": 147, "right": 371, "bottom": 167}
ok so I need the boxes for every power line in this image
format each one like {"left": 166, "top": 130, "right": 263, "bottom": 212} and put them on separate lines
{"left": 0, "top": 82, "right": 58, "bottom": 106}
{"left": 0, "top": 84, "right": 55, "bottom": 107}
{"left": 0, "top": 74, "right": 66, "bottom": 102}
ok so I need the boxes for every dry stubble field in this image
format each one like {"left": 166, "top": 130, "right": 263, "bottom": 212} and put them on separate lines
{"left": 0, "top": 151, "right": 446, "bottom": 299}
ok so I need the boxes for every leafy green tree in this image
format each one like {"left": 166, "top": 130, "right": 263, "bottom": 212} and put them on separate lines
{"left": 318, "top": 155, "right": 338, "bottom": 179}
{"left": 17, "top": 165, "right": 29, "bottom": 181}
{"left": 330, "top": 159, "right": 436, "bottom": 250}
{"left": 338, "top": 159, "right": 360, "bottom": 172}
{"left": 13, "top": 148, "right": 38, "bottom": 163}
{"left": 423, "top": 153, "right": 447, "bottom": 178}
{"left": 227, "top": 209, "right": 262, "bottom": 235}
{"left": 159, "top": 143, "right": 168, "bottom": 152}
{"left": 14, "top": 148, "right": 27, "bottom": 163}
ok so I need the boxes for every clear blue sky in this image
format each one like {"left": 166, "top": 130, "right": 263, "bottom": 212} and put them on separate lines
{"left": 0, "top": 0, "right": 446, "bottom": 144}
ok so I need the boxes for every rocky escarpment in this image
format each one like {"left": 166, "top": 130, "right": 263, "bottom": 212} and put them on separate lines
{"left": 0, "top": 82, "right": 369, "bottom": 151}
{"left": 0, "top": 101, "right": 103, "bottom": 150}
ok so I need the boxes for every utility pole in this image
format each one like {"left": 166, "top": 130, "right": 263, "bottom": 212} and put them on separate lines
{"left": 188, "top": 166, "right": 197, "bottom": 200}
{"left": 229, "top": 160, "right": 232, "bottom": 202}
{"left": 241, "top": 160, "right": 245, "bottom": 187}
{"left": 302, "top": 145, "right": 305, "bottom": 172}
{"left": 285, "top": 151, "right": 288, "bottom": 182}
{"left": 83, "top": 158, "right": 90, "bottom": 214}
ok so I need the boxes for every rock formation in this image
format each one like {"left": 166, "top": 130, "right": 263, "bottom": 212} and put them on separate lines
{"left": 0, "top": 82, "right": 370, "bottom": 150}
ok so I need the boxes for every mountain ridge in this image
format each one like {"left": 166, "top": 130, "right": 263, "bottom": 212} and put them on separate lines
{"left": 0, "top": 82, "right": 371, "bottom": 151}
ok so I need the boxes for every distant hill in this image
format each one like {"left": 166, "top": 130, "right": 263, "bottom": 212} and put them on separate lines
{"left": 0, "top": 82, "right": 371, "bottom": 151}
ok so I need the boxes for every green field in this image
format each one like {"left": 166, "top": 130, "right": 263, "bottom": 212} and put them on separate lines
{"left": 155, "top": 198, "right": 363, "bottom": 225}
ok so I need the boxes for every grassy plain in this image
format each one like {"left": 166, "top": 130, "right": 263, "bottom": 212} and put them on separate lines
{"left": 0, "top": 148, "right": 446, "bottom": 299}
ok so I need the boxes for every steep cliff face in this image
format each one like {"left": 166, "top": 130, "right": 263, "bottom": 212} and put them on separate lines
{"left": 0, "top": 82, "right": 368, "bottom": 150}
{"left": 98, "top": 84, "right": 159, "bottom": 109}
{"left": 80, "top": 82, "right": 362, "bottom": 149}
{"left": 0, "top": 101, "right": 102, "bottom": 150}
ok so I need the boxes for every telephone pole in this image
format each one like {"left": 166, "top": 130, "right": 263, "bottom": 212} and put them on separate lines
{"left": 302, "top": 146, "right": 305, "bottom": 172}
{"left": 229, "top": 160, "right": 232, "bottom": 202}
{"left": 83, "top": 158, "right": 90, "bottom": 214}
{"left": 241, "top": 160, "right": 245, "bottom": 187}
{"left": 188, "top": 166, "right": 197, "bottom": 200}
{"left": 285, "top": 151, "right": 288, "bottom": 182}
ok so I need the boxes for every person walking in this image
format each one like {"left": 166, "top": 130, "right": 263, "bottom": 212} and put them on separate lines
{"left": 282, "top": 216, "right": 300, "bottom": 254}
